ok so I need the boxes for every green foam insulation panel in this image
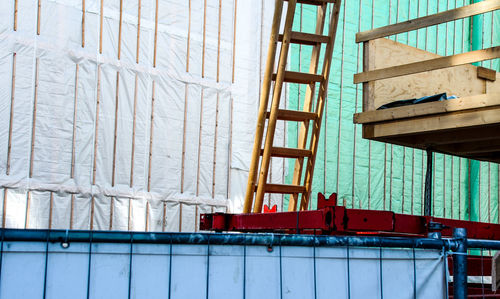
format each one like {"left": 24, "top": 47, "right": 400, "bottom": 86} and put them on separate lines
{"left": 285, "top": 0, "right": 500, "bottom": 224}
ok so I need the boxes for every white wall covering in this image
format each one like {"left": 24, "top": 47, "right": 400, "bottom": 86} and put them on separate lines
{"left": 0, "top": 242, "right": 446, "bottom": 299}
{"left": 0, "top": 0, "right": 285, "bottom": 231}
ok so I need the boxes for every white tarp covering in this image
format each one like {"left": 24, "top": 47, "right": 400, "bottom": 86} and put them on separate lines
{"left": 0, "top": 0, "right": 286, "bottom": 231}
{"left": 0, "top": 241, "right": 446, "bottom": 299}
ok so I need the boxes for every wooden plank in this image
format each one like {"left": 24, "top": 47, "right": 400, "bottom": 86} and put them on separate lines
{"left": 266, "top": 109, "right": 318, "bottom": 121}
{"left": 354, "top": 93, "right": 500, "bottom": 124}
{"left": 243, "top": 0, "right": 284, "bottom": 213}
{"left": 260, "top": 147, "right": 312, "bottom": 158}
{"left": 354, "top": 46, "right": 500, "bottom": 84}
{"left": 363, "top": 107, "right": 500, "bottom": 139}
{"left": 477, "top": 66, "right": 497, "bottom": 81}
{"left": 278, "top": 32, "right": 329, "bottom": 45}
{"left": 255, "top": 184, "right": 306, "bottom": 194}
{"left": 356, "top": 0, "right": 500, "bottom": 43}
{"left": 273, "top": 71, "right": 323, "bottom": 84}
{"left": 439, "top": 139, "right": 500, "bottom": 155}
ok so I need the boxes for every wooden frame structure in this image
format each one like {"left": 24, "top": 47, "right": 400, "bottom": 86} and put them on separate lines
{"left": 354, "top": 0, "right": 500, "bottom": 163}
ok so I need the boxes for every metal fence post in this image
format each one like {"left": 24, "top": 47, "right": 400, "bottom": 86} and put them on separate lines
{"left": 453, "top": 228, "right": 467, "bottom": 299}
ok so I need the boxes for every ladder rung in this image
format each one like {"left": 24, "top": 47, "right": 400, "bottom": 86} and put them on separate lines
{"left": 261, "top": 147, "right": 312, "bottom": 158}
{"left": 272, "top": 71, "right": 323, "bottom": 84}
{"left": 255, "top": 183, "right": 306, "bottom": 194}
{"left": 266, "top": 109, "right": 318, "bottom": 122}
{"left": 278, "top": 32, "right": 330, "bottom": 46}
{"left": 287, "top": 0, "right": 335, "bottom": 5}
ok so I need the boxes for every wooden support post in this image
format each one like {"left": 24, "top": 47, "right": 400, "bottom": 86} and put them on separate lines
{"left": 37, "top": 0, "right": 41, "bottom": 35}
{"left": 7, "top": 53, "right": 16, "bottom": 176}
{"left": 14, "top": 0, "right": 18, "bottom": 31}
{"left": 25, "top": 192, "right": 31, "bottom": 229}
{"left": 82, "top": 0, "right": 85, "bottom": 47}
{"left": 186, "top": 0, "right": 192, "bottom": 72}
{"left": 212, "top": 93, "right": 220, "bottom": 198}
{"left": 232, "top": 0, "right": 237, "bottom": 83}
{"left": 196, "top": 89, "right": 204, "bottom": 197}
{"left": 181, "top": 84, "right": 188, "bottom": 193}
{"left": 136, "top": 0, "right": 141, "bottom": 63}
{"left": 99, "top": 0, "right": 103, "bottom": 54}
{"left": 147, "top": 82, "right": 155, "bottom": 192}
{"left": 202, "top": 0, "right": 207, "bottom": 78}
{"left": 153, "top": 0, "right": 158, "bottom": 67}
{"left": 92, "top": 65, "right": 102, "bottom": 185}
{"left": 216, "top": 0, "right": 222, "bottom": 82}
{"left": 130, "top": 75, "right": 138, "bottom": 187}
{"left": 2, "top": 189, "right": 7, "bottom": 228}
{"left": 118, "top": 0, "right": 123, "bottom": 59}
{"left": 111, "top": 72, "right": 120, "bottom": 186}
{"left": 243, "top": 0, "right": 284, "bottom": 213}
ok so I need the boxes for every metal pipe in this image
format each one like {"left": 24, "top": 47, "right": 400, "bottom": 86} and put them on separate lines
{"left": 0, "top": 229, "right": 457, "bottom": 250}
{"left": 453, "top": 228, "right": 467, "bottom": 299}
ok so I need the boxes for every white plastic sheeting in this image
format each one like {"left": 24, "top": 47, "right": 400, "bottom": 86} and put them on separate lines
{"left": 0, "top": 1, "right": 286, "bottom": 231}
{"left": 0, "top": 241, "right": 446, "bottom": 299}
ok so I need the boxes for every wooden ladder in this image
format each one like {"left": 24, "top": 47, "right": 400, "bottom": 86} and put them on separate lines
{"left": 243, "top": 0, "right": 342, "bottom": 213}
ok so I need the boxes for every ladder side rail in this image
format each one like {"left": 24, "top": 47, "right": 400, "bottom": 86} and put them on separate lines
{"left": 243, "top": 0, "right": 285, "bottom": 213}
{"left": 300, "top": 0, "right": 342, "bottom": 211}
{"left": 253, "top": 0, "right": 298, "bottom": 213}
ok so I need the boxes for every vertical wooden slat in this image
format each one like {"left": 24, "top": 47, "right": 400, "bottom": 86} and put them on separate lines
{"left": 147, "top": 82, "right": 155, "bottom": 192}
{"left": 145, "top": 201, "right": 149, "bottom": 232}
{"left": 181, "top": 84, "right": 188, "bottom": 193}
{"left": 227, "top": 98, "right": 233, "bottom": 199}
{"left": 127, "top": 198, "right": 132, "bottom": 230}
{"left": 14, "top": 0, "right": 18, "bottom": 31}
{"left": 153, "top": 0, "right": 159, "bottom": 67}
{"left": 231, "top": 0, "right": 237, "bottom": 83}
{"left": 130, "top": 75, "right": 138, "bottom": 187}
{"left": 111, "top": 72, "right": 120, "bottom": 186}
{"left": 92, "top": 65, "right": 102, "bottom": 185}
{"left": 99, "top": 0, "right": 103, "bottom": 54}
{"left": 70, "top": 194, "right": 75, "bottom": 229}
{"left": 216, "top": 0, "right": 222, "bottom": 82}
{"left": 118, "top": 0, "right": 123, "bottom": 59}
{"left": 48, "top": 192, "right": 53, "bottom": 229}
{"left": 202, "top": 0, "right": 207, "bottom": 78}
{"left": 178, "top": 203, "right": 183, "bottom": 232}
{"left": 90, "top": 196, "right": 95, "bottom": 230}
{"left": 243, "top": 0, "right": 284, "bottom": 213}
{"left": 288, "top": 3, "right": 327, "bottom": 211}
{"left": 186, "top": 0, "right": 192, "bottom": 72}
{"left": 82, "top": 0, "right": 85, "bottom": 47}
{"left": 300, "top": 0, "right": 342, "bottom": 211}
{"left": 2, "top": 189, "right": 7, "bottom": 228}
{"left": 29, "top": 58, "right": 40, "bottom": 178}
{"left": 162, "top": 202, "right": 166, "bottom": 232}
{"left": 196, "top": 89, "right": 204, "bottom": 197}
{"left": 25, "top": 192, "right": 31, "bottom": 229}
{"left": 212, "top": 93, "right": 220, "bottom": 198}
{"left": 194, "top": 205, "right": 198, "bottom": 232}
{"left": 7, "top": 53, "right": 16, "bottom": 176}
{"left": 109, "top": 197, "right": 114, "bottom": 230}
{"left": 71, "top": 64, "right": 79, "bottom": 179}
{"left": 37, "top": 0, "right": 41, "bottom": 35}
{"left": 136, "top": 0, "right": 141, "bottom": 63}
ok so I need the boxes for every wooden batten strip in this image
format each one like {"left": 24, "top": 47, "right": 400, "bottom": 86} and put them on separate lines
{"left": 202, "top": 0, "right": 207, "bottom": 78}
{"left": 92, "top": 65, "right": 102, "bottom": 185}
{"left": 181, "top": 84, "right": 188, "bottom": 193}
{"left": 356, "top": 0, "right": 500, "bottom": 43}
{"left": 14, "top": 0, "right": 18, "bottom": 31}
{"left": 29, "top": 58, "right": 40, "bottom": 178}
{"left": 196, "top": 89, "right": 204, "bottom": 197}
{"left": 147, "top": 82, "right": 156, "bottom": 192}
{"left": 232, "top": 0, "right": 237, "bottom": 83}
{"left": 186, "top": 0, "right": 192, "bottom": 72}
{"left": 178, "top": 203, "right": 183, "bottom": 232}
{"left": 25, "top": 192, "right": 31, "bottom": 229}
{"left": 216, "top": 0, "right": 222, "bottom": 82}
{"left": 162, "top": 202, "right": 166, "bottom": 232}
{"left": 194, "top": 205, "right": 198, "bottom": 232}
{"left": 90, "top": 196, "right": 95, "bottom": 230}
{"left": 37, "top": 0, "right": 41, "bottom": 35}
{"left": 99, "top": 0, "right": 103, "bottom": 54}
{"left": 109, "top": 197, "right": 114, "bottom": 230}
{"left": 118, "top": 0, "right": 123, "bottom": 59}
{"left": 227, "top": 98, "right": 233, "bottom": 199}
{"left": 153, "top": 0, "right": 159, "bottom": 67}
{"left": 130, "top": 75, "right": 139, "bottom": 187}
{"left": 212, "top": 92, "right": 220, "bottom": 198}
{"left": 2, "top": 189, "right": 7, "bottom": 228}
{"left": 71, "top": 64, "right": 79, "bottom": 178}
{"left": 82, "top": 0, "right": 85, "bottom": 47}
{"left": 136, "top": 0, "right": 141, "bottom": 63}
{"left": 7, "top": 53, "right": 16, "bottom": 175}
{"left": 111, "top": 72, "right": 120, "bottom": 186}
{"left": 70, "top": 194, "right": 75, "bottom": 229}
{"left": 128, "top": 198, "right": 132, "bottom": 230}
{"left": 354, "top": 46, "right": 500, "bottom": 84}
{"left": 48, "top": 192, "right": 53, "bottom": 229}
{"left": 145, "top": 201, "right": 149, "bottom": 232}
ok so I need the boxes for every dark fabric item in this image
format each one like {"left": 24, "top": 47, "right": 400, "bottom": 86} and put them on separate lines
{"left": 377, "top": 93, "right": 448, "bottom": 110}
